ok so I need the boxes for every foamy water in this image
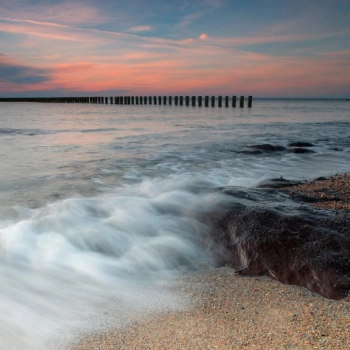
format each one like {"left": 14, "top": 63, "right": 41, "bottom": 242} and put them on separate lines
{"left": 0, "top": 99, "right": 349, "bottom": 348}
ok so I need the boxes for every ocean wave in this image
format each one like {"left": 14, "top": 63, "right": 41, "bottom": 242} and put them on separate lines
{"left": 0, "top": 179, "right": 223, "bottom": 349}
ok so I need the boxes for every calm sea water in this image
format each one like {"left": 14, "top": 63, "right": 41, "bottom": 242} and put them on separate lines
{"left": 0, "top": 99, "right": 349, "bottom": 348}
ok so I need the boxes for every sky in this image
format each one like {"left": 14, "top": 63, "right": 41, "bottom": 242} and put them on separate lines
{"left": 0, "top": 0, "right": 349, "bottom": 98}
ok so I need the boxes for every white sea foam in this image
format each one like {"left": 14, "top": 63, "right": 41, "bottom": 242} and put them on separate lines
{"left": 0, "top": 178, "right": 222, "bottom": 349}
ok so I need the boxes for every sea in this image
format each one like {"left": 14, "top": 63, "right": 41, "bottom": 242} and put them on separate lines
{"left": 0, "top": 98, "right": 349, "bottom": 349}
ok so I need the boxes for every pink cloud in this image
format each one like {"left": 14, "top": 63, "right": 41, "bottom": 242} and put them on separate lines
{"left": 29, "top": 48, "right": 344, "bottom": 97}
{"left": 0, "top": 2, "right": 104, "bottom": 25}
{"left": 181, "top": 38, "right": 195, "bottom": 44}
{"left": 1, "top": 14, "right": 349, "bottom": 98}
{"left": 0, "top": 20, "right": 92, "bottom": 42}
{"left": 128, "top": 25, "right": 152, "bottom": 32}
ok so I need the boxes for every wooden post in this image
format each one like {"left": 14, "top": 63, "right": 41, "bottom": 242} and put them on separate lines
{"left": 205, "top": 96, "right": 209, "bottom": 107}
{"left": 131, "top": 96, "right": 134, "bottom": 105}
{"left": 192, "top": 96, "right": 196, "bottom": 106}
{"left": 180, "top": 96, "right": 184, "bottom": 105}
{"left": 163, "top": 96, "right": 167, "bottom": 105}
{"left": 149, "top": 96, "right": 152, "bottom": 104}
{"left": 185, "top": 96, "right": 190, "bottom": 106}
{"left": 225, "top": 96, "right": 229, "bottom": 107}
{"left": 144, "top": 96, "right": 147, "bottom": 105}
{"left": 175, "top": 96, "right": 178, "bottom": 105}
{"left": 158, "top": 96, "right": 161, "bottom": 105}
{"left": 248, "top": 96, "right": 252, "bottom": 107}
{"left": 154, "top": 96, "right": 157, "bottom": 105}
{"left": 139, "top": 96, "right": 142, "bottom": 105}
{"left": 232, "top": 96, "right": 236, "bottom": 107}
{"left": 218, "top": 96, "right": 222, "bottom": 107}
{"left": 135, "top": 96, "right": 138, "bottom": 105}
{"left": 169, "top": 96, "right": 172, "bottom": 105}
{"left": 240, "top": 96, "right": 244, "bottom": 108}
{"left": 211, "top": 96, "right": 215, "bottom": 107}
{"left": 198, "top": 96, "right": 202, "bottom": 107}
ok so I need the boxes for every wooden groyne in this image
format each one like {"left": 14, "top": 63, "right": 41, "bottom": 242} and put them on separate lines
{"left": 0, "top": 96, "right": 253, "bottom": 107}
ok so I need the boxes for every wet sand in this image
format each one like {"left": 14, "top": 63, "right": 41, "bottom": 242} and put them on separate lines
{"left": 70, "top": 173, "right": 350, "bottom": 350}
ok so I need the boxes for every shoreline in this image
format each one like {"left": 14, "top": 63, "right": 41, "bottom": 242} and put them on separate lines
{"left": 70, "top": 173, "right": 350, "bottom": 350}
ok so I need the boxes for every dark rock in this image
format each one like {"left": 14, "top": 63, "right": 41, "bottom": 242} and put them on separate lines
{"left": 238, "top": 149, "right": 264, "bottom": 155}
{"left": 288, "top": 192, "right": 322, "bottom": 203}
{"left": 318, "top": 188, "right": 345, "bottom": 202}
{"left": 247, "top": 144, "right": 286, "bottom": 152}
{"left": 256, "top": 177, "right": 304, "bottom": 189}
{"left": 289, "top": 148, "right": 315, "bottom": 154}
{"left": 288, "top": 142, "right": 314, "bottom": 147}
{"left": 214, "top": 187, "right": 350, "bottom": 300}
{"left": 315, "top": 177, "right": 327, "bottom": 181}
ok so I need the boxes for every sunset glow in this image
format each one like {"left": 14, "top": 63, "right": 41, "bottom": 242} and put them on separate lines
{"left": 0, "top": 0, "right": 349, "bottom": 98}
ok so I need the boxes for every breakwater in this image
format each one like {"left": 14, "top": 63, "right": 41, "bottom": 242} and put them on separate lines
{"left": 0, "top": 95, "right": 253, "bottom": 107}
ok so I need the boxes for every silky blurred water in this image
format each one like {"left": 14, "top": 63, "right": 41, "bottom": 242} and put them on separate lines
{"left": 0, "top": 99, "right": 349, "bottom": 349}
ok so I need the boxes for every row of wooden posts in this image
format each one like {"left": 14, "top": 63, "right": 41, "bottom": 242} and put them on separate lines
{"left": 0, "top": 95, "right": 253, "bottom": 107}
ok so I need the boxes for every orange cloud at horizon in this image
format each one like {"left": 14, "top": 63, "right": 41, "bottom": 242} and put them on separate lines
{"left": 29, "top": 48, "right": 346, "bottom": 97}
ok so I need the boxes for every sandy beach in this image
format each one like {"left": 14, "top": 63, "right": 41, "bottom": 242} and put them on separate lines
{"left": 70, "top": 173, "right": 350, "bottom": 350}
{"left": 71, "top": 268, "right": 349, "bottom": 350}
